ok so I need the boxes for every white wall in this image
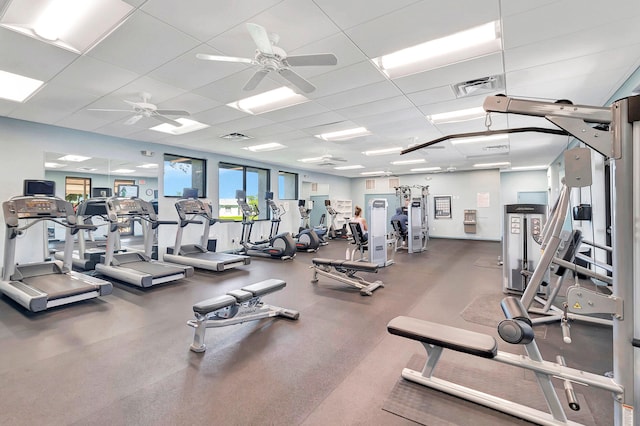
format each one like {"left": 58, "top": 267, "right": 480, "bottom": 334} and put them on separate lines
{"left": 350, "top": 169, "right": 503, "bottom": 241}
{"left": 499, "top": 170, "right": 548, "bottom": 206}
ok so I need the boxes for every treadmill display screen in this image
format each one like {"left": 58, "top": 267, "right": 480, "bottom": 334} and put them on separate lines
{"left": 115, "top": 199, "right": 140, "bottom": 214}
{"left": 24, "top": 199, "right": 54, "bottom": 212}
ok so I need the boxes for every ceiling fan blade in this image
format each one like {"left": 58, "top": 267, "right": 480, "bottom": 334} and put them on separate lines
{"left": 196, "top": 53, "right": 253, "bottom": 64}
{"left": 124, "top": 115, "right": 143, "bottom": 125}
{"left": 278, "top": 68, "right": 316, "bottom": 93}
{"left": 243, "top": 69, "right": 269, "bottom": 91}
{"left": 123, "top": 99, "right": 142, "bottom": 108}
{"left": 246, "top": 23, "right": 273, "bottom": 55}
{"left": 286, "top": 53, "right": 337, "bottom": 67}
{"left": 153, "top": 114, "right": 182, "bottom": 126}
{"left": 155, "top": 109, "right": 190, "bottom": 117}
{"left": 87, "top": 108, "right": 132, "bottom": 112}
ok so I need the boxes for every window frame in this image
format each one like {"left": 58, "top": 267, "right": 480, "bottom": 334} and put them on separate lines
{"left": 163, "top": 153, "right": 207, "bottom": 198}
{"left": 278, "top": 171, "right": 298, "bottom": 200}
{"left": 219, "top": 162, "right": 271, "bottom": 221}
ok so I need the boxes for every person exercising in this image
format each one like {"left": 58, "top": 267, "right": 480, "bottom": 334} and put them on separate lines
{"left": 352, "top": 206, "right": 368, "bottom": 241}
{"left": 390, "top": 206, "right": 408, "bottom": 233}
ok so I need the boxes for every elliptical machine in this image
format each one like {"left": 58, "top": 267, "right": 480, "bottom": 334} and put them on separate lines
{"left": 236, "top": 190, "right": 296, "bottom": 260}
{"left": 324, "top": 199, "right": 348, "bottom": 239}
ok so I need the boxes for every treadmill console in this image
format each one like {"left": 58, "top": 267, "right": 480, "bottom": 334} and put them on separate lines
{"left": 176, "top": 199, "right": 207, "bottom": 217}
{"left": 106, "top": 197, "right": 144, "bottom": 221}
{"left": 3, "top": 197, "right": 74, "bottom": 226}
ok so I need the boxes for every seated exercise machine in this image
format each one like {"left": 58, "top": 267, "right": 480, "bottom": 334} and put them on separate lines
{"left": 164, "top": 197, "right": 250, "bottom": 272}
{"left": 387, "top": 296, "right": 622, "bottom": 426}
{"left": 187, "top": 278, "right": 299, "bottom": 352}
{"left": 298, "top": 199, "right": 328, "bottom": 246}
{"left": 310, "top": 258, "right": 383, "bottom": 296}
{"left": 1, "top": 180, "right": 112, "bottom": 312}
{"left": 95, "top": 197, "right": 194, "bottom": 287}
{"left": 402, "top": 93, "right": 638, "bottom": 425}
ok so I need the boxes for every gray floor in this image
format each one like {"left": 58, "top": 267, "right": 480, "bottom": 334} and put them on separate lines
{"left": 0, "top": 238, "right": 613, "bottom": 425}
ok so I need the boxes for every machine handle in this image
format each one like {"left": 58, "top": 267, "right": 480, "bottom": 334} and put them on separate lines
{"left": 74, "top": 224, "right": 98, "bottom": 231}
{"left": 561, "top": 319, "right": 572, "bottom": 344}
{"left": 556, "top": 356, "right": 580, "bottom": 411}
{"left": 156, "top": 220, "right": 178, "bottom": 225}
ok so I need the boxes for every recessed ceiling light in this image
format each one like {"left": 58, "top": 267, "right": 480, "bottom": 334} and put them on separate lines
{"left": 0, "top": 70, "right": 44, "bottom": 102}
{"left": 360, "top": 170, "right": 387, "bottom": 176}
{"left": 450, "top": 134, "right": 508, "bottom": 145}
{"left": 372, "top": 21, "right": 501, "bottom": 79}
{"left": 411, "top": 166, "right": 442, "bottom": 172}
{"left": 0, "top": 0, "right": 134, "bottom": 54}
{"left": 77, "top": 167, "right": 97, "bottom": 172}
{"left": 333, "top": 165, "right": 365, "bottom": 170}
{"left": 362, "top": 147, "right": 402, "bottom": 156}
{"left": 227, "top": 87, "right": 309, "bottom": 115}
{"left": 111, "top": 168, "right": 135, "bottom": 174}
{"left": 137, "top": 163, "right": 158, "bottom": 169}
{"left": 315, "top": 127, "right": 371, "bottom": 141}
{"left": 473, "top": 162, "right": 510, "bottom": 168}
{"left": 58, "top": 154, "right": 91, "bottom": 162}
{"left": 243, "top": 142, "right": 286, "bottom": 152}
{"left": 44, "top": 162, "right": 66, "bottom": 168}
{"left": 390, "top": 159, "right": 426, "bottom": 165}
{"left": 427, "top": 106, "right": 485, "bottom": 124}
{"left": 150, "top": 118, "right": 209, "bottom": 135}
{"left": 510, "top": 165, "right": 548, "bottom": 171}
{"left": 299, "top": 156, "right": 327, "bottom": 163}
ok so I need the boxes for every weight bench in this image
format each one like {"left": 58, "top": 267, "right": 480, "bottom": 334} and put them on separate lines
{"left": 310, "top": 258, "right": 383, "bottom": 296}
{"left": 387, "top": 297, "right": 622, "bottom": 426}
{"left": 187, "top": 278, "right": 300, "bottom": 352}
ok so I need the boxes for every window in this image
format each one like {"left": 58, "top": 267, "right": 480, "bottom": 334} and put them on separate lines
{"left": 65, "top": 176, "right": 91, "bottom": 207}
{"left": 278, "top": 171, "right": 298, "bottom": 200}
{"left": 113, "top": 179, "right": 135, "bottom": 197}
{"left": 163, "top": 154, "right": 207, "bottom": 197}
{"left": 219, "top": 163, "right": 270, "bottom": 220}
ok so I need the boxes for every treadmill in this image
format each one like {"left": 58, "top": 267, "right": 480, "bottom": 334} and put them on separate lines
{"left": 164, "top": 197, "right": 250, "bottom": 271}
{"left": 95, "top": 197, "right": 194, "bottom": 287}
{"left": 1, "top": 180, "right": 113, "bottom": 312}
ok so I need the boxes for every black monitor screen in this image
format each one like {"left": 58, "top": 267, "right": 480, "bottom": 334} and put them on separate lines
{"left": 182, "top": 187, "right": 199, "bottom": 199}
{"left": 24, "top": 180, "right": 55, "bottom": 196}
{"left": 92, "top": 187, "right": 112, "bottom": 198}
{"left": 265, "top": 191, "right": 274, "bottom": 200}
{"left": 117, "top": 185, "right": 139, "bottom": 198}
{"left": 298, "top": 200, "right": 306, "bottom": 207}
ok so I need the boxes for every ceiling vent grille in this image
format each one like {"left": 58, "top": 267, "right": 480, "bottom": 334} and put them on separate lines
{"left": 452, "top": 74, "right": 504, "bottom": 98}
{"left": 365, "top": 179, "right": 376, "bottom": 190}
{"left": 220, "top": 132, "right": 252, "bottom": 141}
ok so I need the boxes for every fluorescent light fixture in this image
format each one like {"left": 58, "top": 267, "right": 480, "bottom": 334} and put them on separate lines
{"left": 58, "top": 154, "right": 91, "bottom": 162}
{"left": 243, "top": 142, "right": 286, "bottom": 152}
{"left": 372, "top": 21, "right": 501, "bottom": 79}
{"left": 137, "top": 163, "right": 158, "bottom": 169}
{"left": 390, "top": 159, "right": 426, "bottom": 165}
{"left": 77, "top": 167, "right": 97, "bottom": 172}
{"left": 411, "top": 166, "right": 442, "bottom": 172}
{"left": 333, "top": 165, "right": 365, "bottom": 170}
{"left": 111, "top": 169, "right": 135, "bottom": 174}
{"left": 360, "top": 171, "right": 387, "bottom": 176}
{"left": 362, "top": 147, "right": 402, "bottom": 156}
{"left": 427, "top": 106, "right": 485, "bottom": 124}
{"left": 0, "top": 70, "right": 44, "bottom": 102}
{"left": 473, "top": 161, "right": 511, "bottom": 168}
{"left": 0, "top": 0, "right": 134, "bottom": 54}
{"left": 315, "top": 127, "right": 371, "bottom": 141}
{"left": 510, "top": 165, "right": 548, "bottom": 171}
{"left": 44, "top": 162, "right": 66, "bottom": 168}
{"left": 150, "top": 118, "right": 209, "bottom": 135}
{"left": 298, "top": 156, "right": 326, "bottom": 163}
{"left": 450, "top": 134, "right": 508, "bottom": 145}
{"left": 227, "top": 87, "right": 309, "bottom": 115}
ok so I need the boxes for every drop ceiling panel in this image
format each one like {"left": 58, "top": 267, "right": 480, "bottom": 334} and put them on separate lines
{"left": 336, "top": 95, "right": 415, "bottom": 121}
{"left": 0, "top": 27, "right": 78, "bottom": 81}
{"left": 316, "top": 81, "right": 402, "bottom": 111}
{"left": 9, "top": 85, "right": 100, "bottom": 124}
{"left": 193, "top": 68, "right": 282, "bottom": 104}
{"left": 345, "top": 0, "right": 500, "bottom": 58}
{"left": 406, "top": 86, "right": 458, "bottom": 108}
{"left": 311, "top": 0, "right": 419, "bottom": 29}
{"left": 158, "top": 92, "right": 221, "bottom": 115}
{"left": 192, "top": 105, "right": 248, "bottom": 127}
{"left": 279, "top": 111, "right": 346, "bottom": 131}
{"left": 307, "top": 61, "right": 387, "bottom": 98}
{"left": 245, "top": 123, "right": 297, "bottom": 138}
{"left": 54, "top": 112, "right": 124, "bottom": 133}
{"left": 141, "top": 0, "right": 282, "bottom": 42}
{"left": 45, "top": 56, "right": 139, "bottom": 96}
{"left": 86, "top": 10, "right": 200, "bottom": 75}
{"left": 215, "top": 114, "right": 276, "bottom": 133}
{"left": 287, "top": 32, "right": 369, "bottom": 77}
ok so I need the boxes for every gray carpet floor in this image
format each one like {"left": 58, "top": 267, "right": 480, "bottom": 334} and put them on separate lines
{"left": 0, "top": 238, "right": 613, "bottom": 425}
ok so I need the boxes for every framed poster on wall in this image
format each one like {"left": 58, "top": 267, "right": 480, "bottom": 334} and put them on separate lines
{"left": 434, "top": 196, "right": 452, "bottom": 219}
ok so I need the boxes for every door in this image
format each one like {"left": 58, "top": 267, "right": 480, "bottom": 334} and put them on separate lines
{"left": 310, "top": 195, "right": 329, "bottom": 227}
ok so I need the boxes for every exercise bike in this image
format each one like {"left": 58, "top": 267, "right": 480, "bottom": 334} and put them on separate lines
{"left": 235, "top": 191, "right": 296, "bottom": 260}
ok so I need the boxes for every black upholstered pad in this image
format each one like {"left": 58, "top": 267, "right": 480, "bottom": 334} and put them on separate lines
{"left": 312, "top": 258, "right": 378, "bottom": 272}
{"left": 387, "top": 316, "right": 497, "bottom": 359}
{"left": 193, "top": 294, "right": 236, "bottom": 314}
{"left": 241, "top": 279, "right": 286, "bottom": 297}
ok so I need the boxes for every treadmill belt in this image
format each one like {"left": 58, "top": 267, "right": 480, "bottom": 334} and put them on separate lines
{"left": 124, "top": 261, "right": 186, "bottom": 278}
{"left": 23, "top": 274, "right": 99, "bottom": 300}
{"left": 185, "top": 252, "right": 246, "bottom": 264}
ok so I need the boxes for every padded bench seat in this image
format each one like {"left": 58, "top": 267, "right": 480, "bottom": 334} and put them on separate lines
{"left": 312, "top": 258, "right": 379, "bottom": 272}
{"left": 193, "top": 294, "right": 237, "bottom": 315}
{"left": 241, "top": 279, "right": 286, "bottom": 296}
{"left": 387, "top": 316, "right": 497, "bottom": 359}
{"left": 193, "top": 279, "right": 286, "bottom": 315}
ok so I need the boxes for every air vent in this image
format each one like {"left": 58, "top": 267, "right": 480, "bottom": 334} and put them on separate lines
{"left": 388, "top": 177, "right": 400, "bottom": 188}
{"left": 365, "top": 179, "right": 376, "bottom": 190}
{"left": 452, "top": 74, "right": 504, "bottom": 98}
{"left": 220, "top": 132, "right": 253, "bottom": 141}
{"left": 311, "top": 183, "right": 318, "bottom": 192}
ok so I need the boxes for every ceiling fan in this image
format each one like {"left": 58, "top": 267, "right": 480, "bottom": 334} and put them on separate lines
{"left": 88, "top": 92, "right": 190, "bottom": 126}
{"left": 316, "top": 154, "right": 348, "bottom": 166}
{"left": 196, "top": 23, "right": 338, "bottom": 93}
